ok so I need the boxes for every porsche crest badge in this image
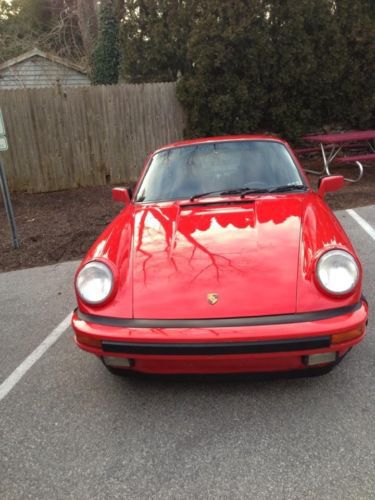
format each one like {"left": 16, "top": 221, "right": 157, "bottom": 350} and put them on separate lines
{"left": 207, "top": 293, "right": 219, "bottom": 305}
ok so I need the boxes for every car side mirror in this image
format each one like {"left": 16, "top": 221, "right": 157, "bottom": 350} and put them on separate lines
{"left": 318, "top": 176, "right": 345, "bottom": 198}
{"left": 112, "top": 187, "right": 132, "bottom": 206}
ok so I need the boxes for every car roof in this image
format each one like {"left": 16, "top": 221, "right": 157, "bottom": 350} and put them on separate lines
{"left": 153, "top": 134, "right": 287, "bottom": 155}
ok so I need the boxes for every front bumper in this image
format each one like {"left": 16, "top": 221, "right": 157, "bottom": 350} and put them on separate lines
{"left": 71, "top": 300, "right": 368, "bottom": 374}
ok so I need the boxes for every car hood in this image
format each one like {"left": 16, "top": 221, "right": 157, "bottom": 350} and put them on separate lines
{"left": 131, "top": 197, "right": 303, "bottom": 319}
{"left": 79, "top": 194, "right": 361, "bottom": 319}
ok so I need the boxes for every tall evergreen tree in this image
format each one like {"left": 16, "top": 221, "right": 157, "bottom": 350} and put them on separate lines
{"left": 177, "top": 0, "right": 375, "bottom": 139}
{"left": 177, "top": 0, "right": 271, "bottom": 137}
{"left": 264, "top": 0, "right": 345, "bottom": 138}
{"left": 91, "top": 0, "right": 120, "bottom": 85}
{"left": 121, "top": 0, "right": 198, "bottom": 82}
{"left": 331, "top": 0, "right": 375, "bottom": 128}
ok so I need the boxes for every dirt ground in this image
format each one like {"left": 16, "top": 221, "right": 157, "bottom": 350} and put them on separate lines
{"left": 1, "top": 163, "right": 374, "bottom": 272}
{"left": 0, "top": 186, "right": 122, "bottom": 272}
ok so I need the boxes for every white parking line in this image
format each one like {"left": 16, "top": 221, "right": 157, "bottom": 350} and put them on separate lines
{"left": 346, "top": 209, "right": 375, "bottom": 241}
{"left": 0, "top": 313, "right": 71, "bottom": 403}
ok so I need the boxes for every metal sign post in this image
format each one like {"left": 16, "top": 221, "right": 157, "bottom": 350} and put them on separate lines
{"left": 0, "top": 160, "right": 19, "bottom": 249}
{"left": 0, "top": 108, "right": 20, "bottom": 249}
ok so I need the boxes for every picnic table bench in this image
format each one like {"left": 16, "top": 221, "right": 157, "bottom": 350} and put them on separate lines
{"left": 299, "top": 130, "right": 375, "bottom": 182}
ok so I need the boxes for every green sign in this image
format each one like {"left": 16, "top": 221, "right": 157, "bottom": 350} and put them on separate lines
{"left": 0, "top": 136, "right": 8, "bottom": 151}
{"left": 0, "top": 109, "right": 8, "bottom": 151}
{"left": 0, "top": 109, "right": 5, "bottom": 136}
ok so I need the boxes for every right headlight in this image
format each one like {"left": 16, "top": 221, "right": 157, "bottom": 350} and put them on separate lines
{"left": 76, "top": 261, "right": 114, "bottom": 305}
{"left": 316, "top": 250, "right": 359, "bottom": 295}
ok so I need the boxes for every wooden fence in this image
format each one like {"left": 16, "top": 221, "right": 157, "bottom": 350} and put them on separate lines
{"left": 0, "top": 82, "right": 186, "bottom": 192}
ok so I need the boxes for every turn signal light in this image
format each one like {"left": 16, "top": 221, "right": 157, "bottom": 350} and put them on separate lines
{"left": 75, "top": 332, "right": 102, "bottom": 348}
{"left": 331, "top": 326, "right": 364, "bottom": 345}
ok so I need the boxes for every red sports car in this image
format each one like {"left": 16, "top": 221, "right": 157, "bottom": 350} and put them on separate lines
{"left": 71, "top": 135, "right": 368, "bottom": 377}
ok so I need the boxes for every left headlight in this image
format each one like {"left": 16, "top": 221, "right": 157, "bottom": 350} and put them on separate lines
{"left": 316, "top": 250, "right": 359, "bottom": 295}
{"left": 76, "top": 261, "right": 114, "bottom": 305}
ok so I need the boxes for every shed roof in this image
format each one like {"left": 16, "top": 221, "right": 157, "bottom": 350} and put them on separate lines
{"left": 0, "top": 48, "right": 87, "bottom": 75}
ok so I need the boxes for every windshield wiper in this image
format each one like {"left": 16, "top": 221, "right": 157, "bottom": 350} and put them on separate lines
{"left": 268, "top": 184, "right": 307, "bottom": 193}
{"left": 190, "top": 187, "right": 268, "bottom": 201}
{"left": 190, "top": 184, "right": 306, "bottom": 201}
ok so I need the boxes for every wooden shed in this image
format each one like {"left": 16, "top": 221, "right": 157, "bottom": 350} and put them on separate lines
{"left": 0, "top": 48, "right": 90, "bottom": 89}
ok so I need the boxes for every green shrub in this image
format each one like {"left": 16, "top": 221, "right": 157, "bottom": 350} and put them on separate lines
{"left": 177, "top": 0, "right": 375, "bottom": 140}
{"left": 91, "top": 0, "right": 120, "bottom": 85}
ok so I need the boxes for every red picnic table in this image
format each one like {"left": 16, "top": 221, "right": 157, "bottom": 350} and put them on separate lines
{"left": 301, "top": 130, "right": 375, "bottom": 182}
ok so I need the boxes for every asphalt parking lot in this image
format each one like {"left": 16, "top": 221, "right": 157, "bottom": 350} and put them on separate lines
{"left": 0, "top": 206, "right": 374, "bottom": 500}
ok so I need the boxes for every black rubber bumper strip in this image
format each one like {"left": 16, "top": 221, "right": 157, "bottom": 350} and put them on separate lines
{"left": 76, "top": 301, "right": 361, "bottom": 329}
{"left": 102, "top": 337, "right": 330, "bottom": 355}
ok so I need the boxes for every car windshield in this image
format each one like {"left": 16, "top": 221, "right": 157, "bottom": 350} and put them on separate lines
{"left": 135, "top": 140, "right": 305, "bottom": 203}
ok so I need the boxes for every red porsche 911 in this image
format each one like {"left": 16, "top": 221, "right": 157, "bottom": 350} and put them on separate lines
{"left": 71, "top": 135, "right": 368, "bottom": 377}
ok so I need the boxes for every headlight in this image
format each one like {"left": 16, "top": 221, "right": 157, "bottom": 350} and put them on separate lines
{"left": 316, "top": 250, "right": 359, "bottom": 295}
{"left": 76, "top": 261, "right": 114, "bottom": 304}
